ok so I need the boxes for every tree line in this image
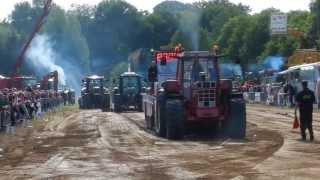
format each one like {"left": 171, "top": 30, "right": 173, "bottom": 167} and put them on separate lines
{"left": 0, "top": 0, "right": 319, "bottom": 78}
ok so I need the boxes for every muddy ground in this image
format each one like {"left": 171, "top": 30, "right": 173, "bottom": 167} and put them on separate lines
{"left": 0, "top": 104, "right": 319, "bottom": 180}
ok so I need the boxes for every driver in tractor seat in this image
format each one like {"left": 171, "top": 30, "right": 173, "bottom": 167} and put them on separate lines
{"left": 148, "top": 60, "right": 157, "bottom": 93}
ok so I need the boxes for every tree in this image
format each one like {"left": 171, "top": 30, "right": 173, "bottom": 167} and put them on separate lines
{"left": 10, "top": 2, "right": 37, "bottom": 36}
{"left": 92, "top": 0, "right": 143, "bottom": 58}
{"left": 43, "top": 5, "right": 91, "bottom": 72}
{"left": 307, "top": 0, "right": 320, "bottom": 48}
{"left": 0, "top": 23, "right": 20, "bottom": 74}
{"left": 198, "top": 0, "right": 250, "bottom": 40}
{"left": 143, "top": 11, "right": 178, "bottom": 49}
{"left": 218, "top": 15, "right": 251, "bottom": 61}
{"left": 153, "top": 1, "right": 194, "bottom": 16}
{"left": 170, "top": 30, "right": 193, "bottom": 50}
{"left": 199, "top": 28, "right": 210, "bottom": 50}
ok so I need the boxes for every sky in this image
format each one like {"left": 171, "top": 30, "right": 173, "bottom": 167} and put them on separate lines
{"left": 0, "top": 0, "right": 312, "bottom": 20}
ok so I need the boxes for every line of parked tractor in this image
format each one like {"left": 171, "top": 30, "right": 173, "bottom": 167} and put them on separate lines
{"left": 79, "top": 46, "right": 247, "bottom": 140}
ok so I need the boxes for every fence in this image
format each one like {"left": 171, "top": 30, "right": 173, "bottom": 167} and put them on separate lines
{"left": 243, "top": 92, "right": 295, "bottom": 107}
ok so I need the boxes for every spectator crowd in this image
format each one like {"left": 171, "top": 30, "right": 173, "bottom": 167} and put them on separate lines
{"left": 0, "top": 87, "right": 74, "bottom": 134}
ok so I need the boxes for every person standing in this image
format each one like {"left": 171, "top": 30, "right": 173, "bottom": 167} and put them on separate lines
{"left": 148, "top": 60, "right": 157, "bottom": 93}
{"left": 296, "top": 81, "right": 315, "bottom": 141}
{"left": 316, "top": 78, "right": 320, "bottom": 108}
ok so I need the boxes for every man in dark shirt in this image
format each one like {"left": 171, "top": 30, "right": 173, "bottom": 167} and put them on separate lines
{"left": 296, "top": 81, "right": 315, "bottom": 141}
{"left": 148, "top": 60, "right": 157, "bottom": 93}
{"left": 148, "top": 60, "right": 157, "bottom": 82}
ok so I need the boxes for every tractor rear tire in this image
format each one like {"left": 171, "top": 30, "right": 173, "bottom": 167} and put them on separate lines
{"left": 137, "top": 103, "right": 143, "bottom": 112}
{"left": 144, "top": 103, "right": 152, "bottom": 130}
{"left": 166, "top": 99, "right": 185, "bottom": 140}
{"left": 114, "top": 105, "right": 122, "bottom": 113}
{"left": 79, "top": 99, "right": 83, "bottom": 109}
{"left": 155, "top": 102, "right": 166, "bottom": 138}
{"left": 227, "top": 97, "right": 246, "bottom": 139}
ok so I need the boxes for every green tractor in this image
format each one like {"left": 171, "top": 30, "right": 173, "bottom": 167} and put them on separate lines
{"left": 110, "top": 72, "right": 144, "bottom": 112}
{"left": 79, "top": 75, "right": 110, "bottom": 111}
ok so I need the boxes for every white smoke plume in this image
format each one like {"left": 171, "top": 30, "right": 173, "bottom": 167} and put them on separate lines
{"left": 26, "top": 34, "right": 67, "bottom": 85}
{"left": 179, "top": 11, "right": 201, "bottom": 50}
{"left": 26, "top": 34, "right": 83, "bottom": 96}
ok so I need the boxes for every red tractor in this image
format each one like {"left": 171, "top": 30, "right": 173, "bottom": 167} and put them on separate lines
{"left": 40, "top": 71, "right": 58, "bottom": 91}
{"left": 0, "top": 75, "right": 37, "bottom": 90}
{"left": 142, "top": 47, "right": 246, "bottom": 140}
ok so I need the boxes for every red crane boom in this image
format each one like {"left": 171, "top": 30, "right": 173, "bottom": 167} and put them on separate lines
{"left": 11, "top": 0, "right": 53, "bottom": 77}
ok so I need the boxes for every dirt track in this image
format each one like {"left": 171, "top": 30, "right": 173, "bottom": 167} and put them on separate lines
{"left": 0, "top": 105, "right": 319, "bottom": 180}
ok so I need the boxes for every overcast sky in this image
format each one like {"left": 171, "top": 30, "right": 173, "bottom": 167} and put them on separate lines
{"left": 0, "top": 0, "right": 311, "bottom": 20}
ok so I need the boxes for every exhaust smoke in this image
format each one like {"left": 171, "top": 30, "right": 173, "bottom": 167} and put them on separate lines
{"left": 26, "top": 34, "right": 82, "bottom": 95}
{"left": 221, "top": 63, "right": 242, "bottom": 79}
{"left": 263, "top": 56, "right": 284, "bottom": 71}
{"left": 27, "top": 34, "right": 66, "bottom": 85}
{"left": 178, "top": 10, "right": 201, "bottom": 50}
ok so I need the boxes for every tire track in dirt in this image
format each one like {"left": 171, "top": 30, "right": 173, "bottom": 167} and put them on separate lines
{"left": 119, "top": 111, "right": 284, "bottom": 179}
{"left": 241, "top": 105, "right": 320, "bottom": 180}
{"left": 0, "top": 108, "right": 285, "bottom": 180}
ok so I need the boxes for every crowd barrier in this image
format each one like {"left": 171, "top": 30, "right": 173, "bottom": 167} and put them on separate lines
{"left": 243, "top": 92, "right": 295, "bottom": 107}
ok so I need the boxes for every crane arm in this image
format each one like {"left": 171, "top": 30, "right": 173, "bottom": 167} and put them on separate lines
{"left": 11, "top": 0, "right": 53, "bottom": 77}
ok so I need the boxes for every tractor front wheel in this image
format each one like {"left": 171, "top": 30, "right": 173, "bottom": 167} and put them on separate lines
{"left": 166, "top": 99, "right": 185, "bottom": 140}
{"left": 155, "top": 102, "right": 166, "bottom": 138}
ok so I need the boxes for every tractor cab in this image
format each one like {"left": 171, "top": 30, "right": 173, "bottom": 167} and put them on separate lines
{"left": 82, "top": 75, "right": 105, "bottom": 94}
{"left": 180, "top": 52, "right": 220, "bottom": 118}
{"left": 120, "top": 72, "right": 142, "bottom": 97}
{"left": 110, "top": 72, "right": 143, "bottom": 112}
{"left": 79, "top": 75, "right": 110, "bottom": 110}
{"left": 41, "top": 71, "right": 58, "bottom": 91}
{"left": 10, "top": 76, "right": 37, "bottom": 90}
{"left": 143, "top": 45, "right": 246, "bottom": 140}
{"left": 153, "top": 50, "right": 222, "bottom": 120}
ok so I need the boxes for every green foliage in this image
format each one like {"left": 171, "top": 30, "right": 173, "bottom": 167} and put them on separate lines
{"left": 10, "top": 2, "right": 37, "bottom": 35}
{"left": 198, "top": 0, "right": 250, "bottom": 40}
{"left": 288, "top": 11, "right": 312, "bottom": 32}
{"left": 170, "top": 30, "right": 193, "bottom": 50}
{"left": 153, "top": 1, "right": 194, "bottom": 15}
{"left": 44, "top": 6, "right": 90, "bottom": 71}
{"left": 109, "top": 62, "right": 128, "bottom": 83}
{"left": 0, "top": 23, "right": 20, "bottom": 74}
{"left": 143, "top": 11, "right": 178, "bottom": 49}
{"left": 308, "top": 0, "right": 320, "bottom": 48}
{"left": 0, "top": 0, "right": 317, "bottom": 78}
{"left": 92, "top": 0, "right": 143, "bottom": 57}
